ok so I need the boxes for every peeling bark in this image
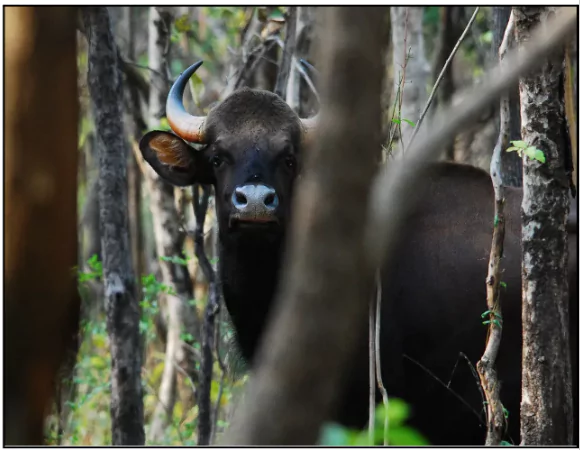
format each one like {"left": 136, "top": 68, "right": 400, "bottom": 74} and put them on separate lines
{"left": 83, "top": 6, "right": 145, "bottom": 445}
{"left": 515, "top": 6, "right": 574, "bottom": 445}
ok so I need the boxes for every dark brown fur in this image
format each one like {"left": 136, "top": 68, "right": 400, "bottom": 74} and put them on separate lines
{"left": 140, "top": 90, "right": 578, "bottom": 445}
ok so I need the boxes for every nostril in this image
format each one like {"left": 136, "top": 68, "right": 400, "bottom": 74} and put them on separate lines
{"left": 264, "top": 192, "right": 276, "bottom": 206}
{"left": 234, "top": 191, "right": 247, "bottom": 206}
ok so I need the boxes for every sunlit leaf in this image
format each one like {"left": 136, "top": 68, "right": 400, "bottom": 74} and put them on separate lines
{"left": 510, "top": 140, "right": 527, "bottom": 148}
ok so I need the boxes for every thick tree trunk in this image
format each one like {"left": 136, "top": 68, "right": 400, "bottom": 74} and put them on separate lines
{"left": 493, "top": 6, "right": 523, "bottom": 186}
{"left": 223, "top": 6, "right": 388, "bottom": 444}
{"left": 391, "top": 7, "right": 430, "bottom": 151}
{"left": 5, "top": 6, "right": 80, "bottom": 444}
{"left": 432, "top": 7, "right": 463, "bottom": 160}
{"left": 515, "top": 6, "right": 574, "bottom": 445}
{"left": 83, "top": 7, "right": 145, "bottom": 445}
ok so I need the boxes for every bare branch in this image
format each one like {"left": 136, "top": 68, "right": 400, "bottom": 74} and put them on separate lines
{"left": 476, "top": 10, "right": 514, "bottom": 446}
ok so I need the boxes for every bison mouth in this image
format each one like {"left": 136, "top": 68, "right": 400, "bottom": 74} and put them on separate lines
{"left": 228, "top": 217, "right": 279, "bottom": 230}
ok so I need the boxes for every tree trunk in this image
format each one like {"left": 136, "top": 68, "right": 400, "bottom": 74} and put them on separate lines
{"left": 286, "top": 7, "right": 317, "bottom": 115}
{"left": 515, "top": 6, "right": 574, "bottom": 445}
{"left": 493, "top": 6, "right": 523, "bottom": 186}
{"left": 274, "top": 7, "right": 297, "bottom": 99}
{"left": 222, "top": 6, "right": 388, "bottom": 444}
{"left": 5, "top": 6, "right": 80, "bottom": 444}
{"left": 144, "top": 6, "right": 201, "bottom": 442}
{"left": 83, "top": 7, "right": 145, "bottom": 445}
{"left": 391, "top": 7, "right": 430, "bottom": 151}
{"left": 432, "top": 6, "right": 463, "bottom": 160}
{"left": 147, "top": 7, "right": 171, "bottom": 124}
{"left": 120, "top": 6, "right": 145, "bottom": 285}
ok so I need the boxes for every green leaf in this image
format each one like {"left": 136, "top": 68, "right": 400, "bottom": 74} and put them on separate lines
{"left": 505, "top": 147, "right": 519, "bottom": 153}
{"left": 401, "top": 118, "right": 416, "bottom": 127}
{"left": 481, "top": 310, "right": 491, "bottom": 318}
{"left": 510, "top": 140, "right": 527, "bottom": 148}
{"left": 268, "top": 7, "right": 285, "bottom": 22}
{"left": 391, "top": 118, "right": 401, "bottom": 125}
{"left": 501, "top": 440, "right": 513, "bottom": 446}
{"left": 503, "top": 406, "right": 510, "bottom": 419}
{"left": 481, "top": 30, "right": 493, "bottom": 44}
{"left": 534, "top": 149, "right": 546, "bottom": 163}
{"left": 174, "top": 14, "right": 192, "bottom": 33}
{"left": 159, "top": 117, "right": 171, "bottom": 131}
{"left": 500, "top": 281, "right": 508, "bottom": 289}
{"left": 388, "top": 426, "right": 430, "bottom": 446}
{"left": 482, "top": 320, "right": 491, "bottom": 325}
{"left": 494, "top": 215, "right": 499, "bottom": 227}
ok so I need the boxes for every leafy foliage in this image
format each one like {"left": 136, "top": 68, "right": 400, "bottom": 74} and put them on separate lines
{"left": 319, "top": 399, "right": 429, "bottom": 446}
{"left": 506, "top": 140, "right": 546, "bottom": 163}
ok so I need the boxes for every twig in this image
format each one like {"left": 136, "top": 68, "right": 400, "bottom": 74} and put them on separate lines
{"left": 407, "top": 7, "right": 480, "bottom": 151}
{"left": 476, "top": 10, "right": 514, "bottom": 446}
{"left": 397, "top": 9, "right": 409, "bottom": 153}
{"left": 403, "top": 354, "right": 486, "bottom": 425}
{"left": 368, "top": 288, "right": 376, "bottom": 442}
{"left": 374, "top": 274, "right": 388, "bottom": 445}
{"left": 274, "top": 7, "right": 297, "bottom": 98}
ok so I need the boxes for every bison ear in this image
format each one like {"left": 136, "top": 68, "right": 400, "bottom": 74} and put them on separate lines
{"left": 139, "top": 131, "right": 214, "bottom": 186}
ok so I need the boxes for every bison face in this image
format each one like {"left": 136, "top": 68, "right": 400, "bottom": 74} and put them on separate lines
{"left": 139, "top": 61, "right": 316, "bottom": 242}
{"left": 139, "top": 126, "right": 300, "bottom": 239}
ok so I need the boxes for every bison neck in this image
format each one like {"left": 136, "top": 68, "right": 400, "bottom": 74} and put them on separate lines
{"left": 218, "top": 232, "right": 285, "bottom": 364}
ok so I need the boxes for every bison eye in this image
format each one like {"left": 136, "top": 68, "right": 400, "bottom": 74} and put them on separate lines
{"left": 211, "top": 155, "right": 224, "bottom": 168}
{"left": 285, "top": 155, "right": 296, "bottom": 169}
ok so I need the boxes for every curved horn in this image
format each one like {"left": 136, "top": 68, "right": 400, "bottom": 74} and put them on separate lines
{"left": 166, "top": 60, "right": 207, "bottom": 143}
{"left": 298, "top": 59, "right": 319, "bottom": 143}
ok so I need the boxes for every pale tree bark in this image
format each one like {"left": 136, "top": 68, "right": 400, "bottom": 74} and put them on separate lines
{"left": 391, "top": 7, "right": 430, "bottom": 150}
{"left": 142, "top": 7, "right": 200, "bottom": 442}
{"left": 5, "top": 6, "right": 80, "bottom": 444}
{"left": 83, "top": 6, "right": 145, "bottom": 445}
{"left": 515, "top": 6, "right": 574, "bottom": 445}
{"left": 222, "top": 6, "right": 388, "bottom": 444}
{"left": 274, "top": 7, "right": 297, "bottom": 99}
{"left": 144, "top": 6, "right": 202, "bottom": 443}
{"left": 286, "top": 7, "right": 316, "bottom": 115}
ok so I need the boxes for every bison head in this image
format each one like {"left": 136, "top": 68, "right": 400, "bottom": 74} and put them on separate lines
{"left": 140, "top": 61, "right": 317, "bottom": 240}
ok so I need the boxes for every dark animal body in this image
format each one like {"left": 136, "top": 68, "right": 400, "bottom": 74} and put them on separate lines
{"left": 141, "top": 62, "right": 578, "bottom": 445}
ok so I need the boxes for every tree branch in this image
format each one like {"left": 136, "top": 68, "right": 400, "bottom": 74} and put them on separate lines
{"left": 476, "top": 11, "right": 514, "bottom": 446}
